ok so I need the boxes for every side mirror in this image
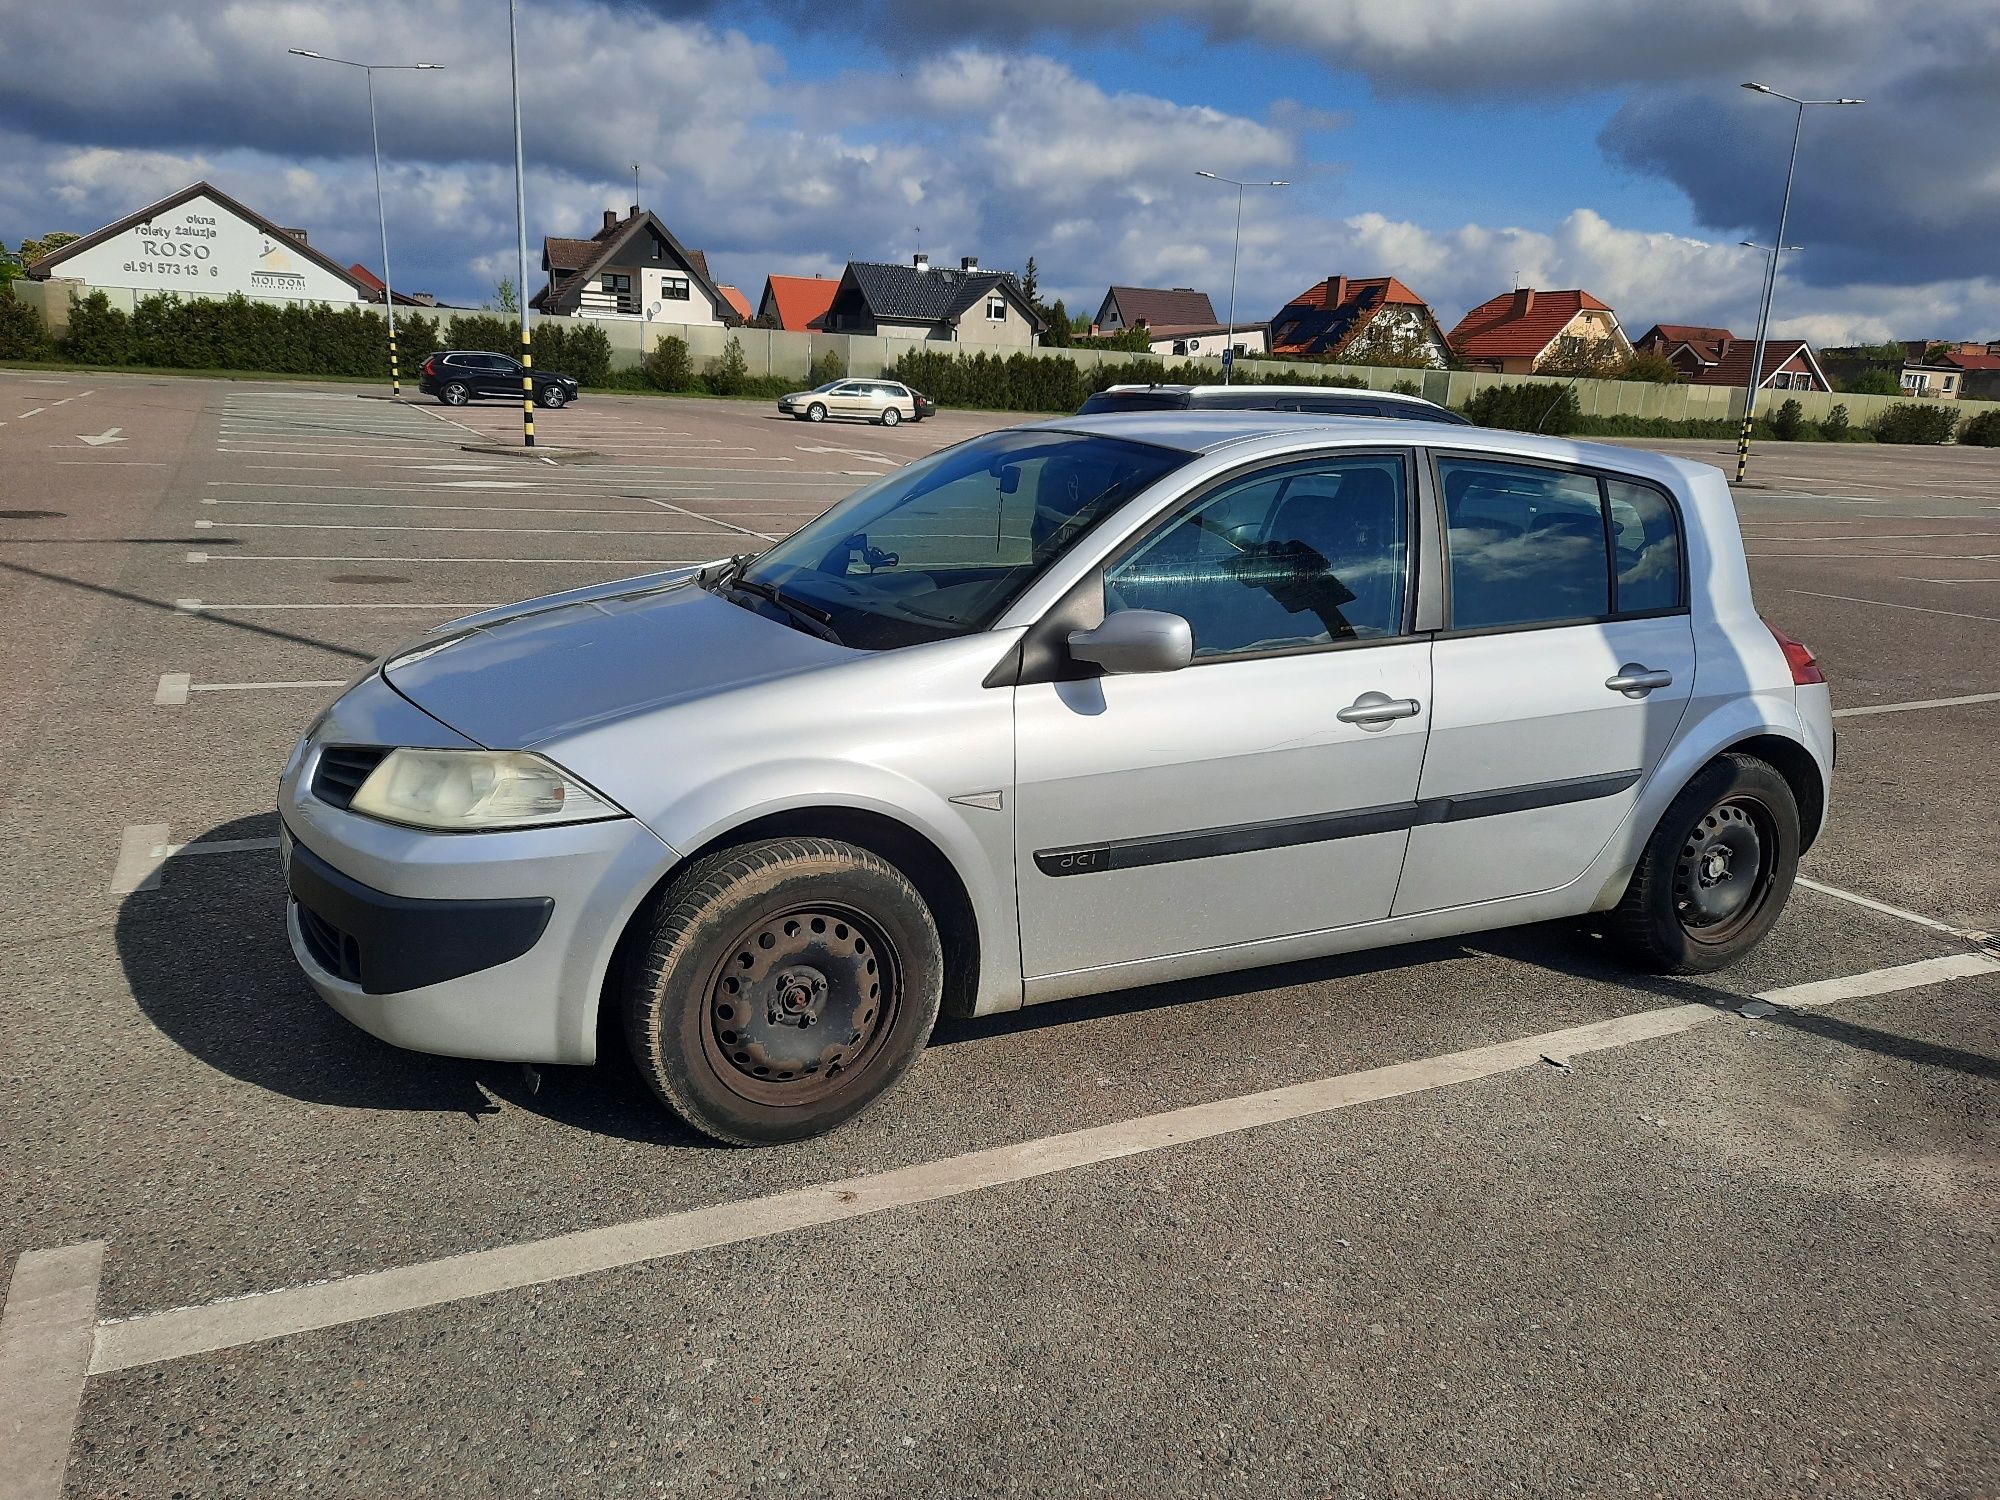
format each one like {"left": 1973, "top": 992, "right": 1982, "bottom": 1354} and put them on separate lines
{"left": 1067, "top": 610, "right": 1193, "bottom": 674}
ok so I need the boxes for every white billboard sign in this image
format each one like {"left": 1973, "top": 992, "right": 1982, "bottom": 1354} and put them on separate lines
{"left": 50, "top": 192, "right": 361, "bottom": 304}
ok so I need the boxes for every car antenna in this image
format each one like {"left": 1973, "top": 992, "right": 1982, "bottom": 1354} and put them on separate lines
{"left": 1533, "top": 369, "right": 1584, "bottom": 434}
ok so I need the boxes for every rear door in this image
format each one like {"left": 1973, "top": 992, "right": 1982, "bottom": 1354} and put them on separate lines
{"left": 1392, "top": 454, "right": 1695, "bottom": 914}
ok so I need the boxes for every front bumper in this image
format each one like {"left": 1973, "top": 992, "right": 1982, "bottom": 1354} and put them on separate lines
{"left": 278, "top": 673, "right": 679, "bottom": 1063}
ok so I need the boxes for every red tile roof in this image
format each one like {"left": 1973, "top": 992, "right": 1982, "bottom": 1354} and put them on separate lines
{"left": 1285, "top": 275, "right": 1427, "bottom": 312}
{"left": 762, "top": 274, "right": 840, "bottom": 332}
{"left": 1267, "top": 274, "right": 1442, "bottom": 358}
{"left": 718, "top": 284, "right": 752, "bottom": 321}
{"left": 1447, "top": 287, "right": 1614, "bottom": 363}
{"left": 1640, "top": 322, "right": 1734, "bottom": 348}
{"left": 1102, "top": 285, "right": 1218, "bottom": 328}
{"left": 1942, "top": 350, "right": 2000, "bottom": 371}
{"left": 543, "top": 237, "right": 600, "bottom": 272}
{"left": 1686, "top": 338, "right": 1828, "bottom": 390}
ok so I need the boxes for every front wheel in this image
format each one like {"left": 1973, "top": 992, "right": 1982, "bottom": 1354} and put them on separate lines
{"left": 1603, "top": 753, "right": 1799, "bottom": 974}
{"left": 538, "top": 384, "right": 567, "bottom": 409}
{"left": 438, "top": 382, "right": 470, "bottom": 406}
{"left": 806, "top": 402, "right": 827, "bottom": 423}
{"left": 622, "top": 838, "right": 944, "bottom": 1144}
{"left": 880, "top": 406, "right": 901, "bottom": 427}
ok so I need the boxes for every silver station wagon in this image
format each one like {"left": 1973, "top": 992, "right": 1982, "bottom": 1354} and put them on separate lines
{"left": 280, "top": 413, "right": 1834, "bottom": 1144}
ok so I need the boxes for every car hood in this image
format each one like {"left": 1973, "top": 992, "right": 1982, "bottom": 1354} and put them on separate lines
{"left": 383, "top": 574, "right": 850, "bottom": 749}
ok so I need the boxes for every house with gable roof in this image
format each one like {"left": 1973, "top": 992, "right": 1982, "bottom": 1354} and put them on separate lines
{"left": 1267, "top": 275, "right": 1451, "bottom": 366}
{"left": 1091, "top": 285, "right": 1267, "bottom": 357}
{"left": 757, "top": 273, "right": 840, "bottom": 332}
{"left": 529, "top": 203, "right": 740, "bottom": 327}
{"left": 1447, "top": 287, "right": 1633, "bottom": 374}
{"left": 818, "top": 254, "right": 1044, "bottom": 348}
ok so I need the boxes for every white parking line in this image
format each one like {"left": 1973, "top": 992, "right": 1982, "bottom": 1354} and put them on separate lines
{"left": 638, "top": 495, "right": 774, "bottom": 541}
{"left": 1788, "top": 589, "right": 2000, "bottom": 624}
{"left": 176, "top": 600, "right": 491, "bottom": 613}
{"left": 196, "top": 519, "right": 720, "bottom": 537}
{"left": 1830, "top": 691, "right": 2000, "bottom": 719}
{"left": 109, "top": 824, "right": 281, "bottom": 892}
{"left": 1797, "top": 876, "right": 1985, "bottom": 940}
{"left": 156, "top": 673, "right": 344, "bottom": 704}
{"left": 73, "top": 948, "right": 1999, "bottom": 1377}
{"left": 0, "top": 1241, "right": 106, "bottom": 1500}
{"left": 203, "top": 498, "right": 713, "bottom": 519}
{"left": 197, "top": 554, "right": 704, "bottom": 565}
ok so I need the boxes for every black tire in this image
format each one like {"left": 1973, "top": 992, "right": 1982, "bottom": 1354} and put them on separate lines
{"left": 622, "top": 837, "right": 944, "bottom": 1145}
{"left": 880, "top": 406, "right": 901, "bottom": 427}
{"left": 538, "top": 384, "right": 567, "bottom": 409}
{"left": 1604, "top": 753, "right": 1800, "bottom": 974}
{"left": 439, "top": 382, "right": 470, "bottom": 406}
{"left": 806, "top": 402, "right": 827, "bottom": 423}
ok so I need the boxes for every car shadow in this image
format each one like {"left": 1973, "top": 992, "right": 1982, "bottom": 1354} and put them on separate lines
{"left": 113, "top": 812, "right": 718, "bottom": 1149}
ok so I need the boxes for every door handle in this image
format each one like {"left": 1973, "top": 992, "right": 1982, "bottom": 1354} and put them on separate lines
{"left": 1337, "top": 692, "right": 1423, "bottom": 728}
{"left": 1605, "top": 663, "right": 1674, "bottom": 697}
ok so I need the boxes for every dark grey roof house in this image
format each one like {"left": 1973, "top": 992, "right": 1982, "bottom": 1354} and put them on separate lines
{"left": 819, "top": 255, "right": 1044, "bottom": 347}
{"left": 529, "top": 205, "right": 738, "bottom": 326}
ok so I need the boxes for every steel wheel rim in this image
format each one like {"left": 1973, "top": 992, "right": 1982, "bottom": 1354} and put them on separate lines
{"left": 1673, "top": 794, "right": 1776, "bottom": 944}
{"left": 699, "top": 903, "right": 900, "bottom": 1107}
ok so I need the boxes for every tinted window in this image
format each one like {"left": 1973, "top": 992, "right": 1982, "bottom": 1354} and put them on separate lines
{"left": 1441, "top": 458, "right": 1609, "bottom": 629}
{"left": 743, "top": 431, "right": 1187, "bottom": 650}
{"left": 1076, "top": 390, "right": 1191, "bottom": 414}
{"left": 1605, "top": 477, "right": 1684, "bottom": 612}
{"left": 1107, "top": 455, "right": 1408, "bottom": 657}
{"left": 1282, "top": 397, "right": 1382, "bottom": 416}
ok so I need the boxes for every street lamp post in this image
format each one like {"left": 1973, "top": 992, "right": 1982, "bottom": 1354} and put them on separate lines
{"left": 288, "top": 49, "right": 441, "bottom": 399}
{"left": 1735, "top": 82, "right": 1862, "bottom": 481}
{"left": 1195, "top": 171, "right": 1287, "bottom": 385}
{"left": 508, "top": 0, "right": 534, "bottom": 448}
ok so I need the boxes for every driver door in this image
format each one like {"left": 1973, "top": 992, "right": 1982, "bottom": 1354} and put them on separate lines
{"left": 1011, "top": 451, "right": 1433, "bottom": 981}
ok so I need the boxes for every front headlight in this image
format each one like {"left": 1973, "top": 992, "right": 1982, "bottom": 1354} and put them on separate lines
{"left": 347, "top": 748, "right": 624, "bottom": 832}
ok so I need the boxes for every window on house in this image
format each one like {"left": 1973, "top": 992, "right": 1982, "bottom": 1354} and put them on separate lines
{"left": 1172, "top": 341, "right": 1188, "bottom": 356}
{"left": 661, "top": 275, "right": 690, "bottom": 301}
{"left": 598, "top": 272, "right": 637, "bottom": 313}
{"left": 987, "top": 295, "right": 1007, "bottom": 322}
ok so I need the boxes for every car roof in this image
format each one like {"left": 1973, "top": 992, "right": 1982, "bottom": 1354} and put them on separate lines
{"left": 1098, "top": 382, "right": 1447, "bottom": 410}
{"left": 1032, "top": 410, "right": 1719, "bottom": 488}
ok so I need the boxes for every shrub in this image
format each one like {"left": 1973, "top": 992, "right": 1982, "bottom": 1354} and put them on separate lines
{"left": 1388, "top": 378, "right": 1422, "bottom": 397}
{"left": 1771, "top": 398, "right": 1805, "bottom": 441}
{"left": 1843, "top": 367, "right": 1901, "bottom": 397}
{"left": 1618, "top": 350, "right": 1685, "bottom": 384}
{"left": 1872, "top": 402, "right": 1958, "bottom": 445}
{"left": 644, "top": 334, "right": 695, "bottom": 390}
{"left": 1462, "top": 381, "right": 1580, "bottom": 435}
{"left": 57, "top": 290, "right": 131, "bottom": 364}
{"left": 1821, "top": 403, "right": 1850, "bottom": 441}
{"left": 704, "top": 335, "right": 751, "bottom": 396}
{"left": 1959, "top": 409, "right": 2000, "bottom": 447}
{"left": 0, "top": 291, "right": 53, "bottom": 359}
{"left": 806, "top": 346, "right": 846, "bottom": 385}
{"left": 532, "top": 320, "right": 611, "bottom": 386}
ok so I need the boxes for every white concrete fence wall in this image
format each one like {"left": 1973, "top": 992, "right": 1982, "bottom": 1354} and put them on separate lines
{"left": 15, "top": 278, "right": 2000, "bottom": 429}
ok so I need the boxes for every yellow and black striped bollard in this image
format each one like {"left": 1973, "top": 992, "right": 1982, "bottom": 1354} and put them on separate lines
{"left": 521, "top": 329, "right": 535, "bottom": 449}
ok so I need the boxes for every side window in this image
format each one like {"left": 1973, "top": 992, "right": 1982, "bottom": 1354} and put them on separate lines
{"left": 1106, "top": 456, "right": 1409, "bottom": 659}
{"left": 1440, "top": 459, "right": 1609, "bottom": 629}
{"left": 1604, "top": 478, "right": 1684, "bottom": 613}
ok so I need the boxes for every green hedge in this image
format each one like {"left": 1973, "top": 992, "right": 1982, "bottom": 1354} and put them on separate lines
{"left": 1872, "top": 402, "right": 1958, "bottom": 445}
{"left": 1462, "top": 382, "right": 1581, "bottom": 434}
{"left": 30, "top": 291, "right": 613, "bottom": 385}
{"left": 0, "top": 291, "right": 53, "bottom": 359}
{"left": 1960, "top": 409, "right": 2000, "bottom": 447}
{"left": 883, "top": 348, "right": 1365, "bottom": 413}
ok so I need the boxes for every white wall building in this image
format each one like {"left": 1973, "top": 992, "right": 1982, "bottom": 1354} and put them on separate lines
{"left": 25, "top": 181, "right": 365, "bottom": 304}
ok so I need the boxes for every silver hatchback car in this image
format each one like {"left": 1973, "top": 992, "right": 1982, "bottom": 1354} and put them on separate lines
{"left": 280, "top": 413, "right": 1834, "bottom": 1144}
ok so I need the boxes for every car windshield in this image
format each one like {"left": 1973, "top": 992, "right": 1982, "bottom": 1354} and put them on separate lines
{"left": 732, "top": 430, "right": 1189, "bottom": 650}
{"left": 811, "top": 380, "right": 844, "bottom": 393}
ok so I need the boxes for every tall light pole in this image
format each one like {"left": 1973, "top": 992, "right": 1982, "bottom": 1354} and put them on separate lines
{"left": 1735, "top": 82, "right": 1862, "bottom": 480}
{"left": 288, "top": 49, "right": 442, "bottom": 399}
{"left": 1195, "top": 171, "right": 1287, "bottom": 385}
{"left": 508, "top": 0, "right": 534, "bottom": 449}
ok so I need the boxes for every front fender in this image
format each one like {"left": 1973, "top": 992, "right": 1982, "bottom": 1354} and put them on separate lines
{"left": 643, "top": 758, "right": 1022, "bottom": 1016}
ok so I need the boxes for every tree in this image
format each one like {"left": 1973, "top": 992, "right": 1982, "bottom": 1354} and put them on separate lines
{"left": 1843, "top": 367, "right": 1901, "bottom": 396}
{"left": 490, "top": 277, "right": 518, "bottom": 314}
{"left": 1537, "top": 335, "right": 1628, "bottom": 378}
{"left": 1021, "top": 256, "right": 1040, "bottom": 307}
{"left": 705, "top": 334, "right": 750, "bottom": 395}
{"left": 16, "top": 232, "right": 79, "bottom": 264}
{"left": 1041, "top": 296, "right": 1072, "bottom": 347}
{"left": 1342, "top": 320, "right": 1446, "bottom": 369}
{"left": 1619, "top": 350, "right": 1685, "bottom": 383}
{"left": 1770, "top": 398, "right": 1805, "bottom": 441}
{"left": 0, "top": 242, "right": 21, "bottom": 290}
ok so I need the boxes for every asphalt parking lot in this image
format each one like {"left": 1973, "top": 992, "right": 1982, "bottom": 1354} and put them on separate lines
{"left": 1, "top": 371, "right": 1995, "bottom": 1499}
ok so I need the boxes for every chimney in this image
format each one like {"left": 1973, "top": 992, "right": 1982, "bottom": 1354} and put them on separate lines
{"left": 1717, "top": 337, "right": 1732, "bottom": 360}
{"left": 601, "top": 209, "right": 617, "bottom": 234}
{"left": 629, "top": 203, "right": 641, "bottom": 219}
{"left": 961, "top": 255, "right": 979, "bottom": 272}
{"left": 1512, "top": 287, "right": 1535, "bottom": 317}
{"left": 1329, "top": 275, "right": 1347, "bottom": 307}
{"left": 913, "top": 252, "right": 930, "bottom": 272}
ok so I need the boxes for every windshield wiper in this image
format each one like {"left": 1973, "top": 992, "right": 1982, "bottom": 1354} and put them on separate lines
{"left": 722, "top": 573, "right": 844, "bottom": 645}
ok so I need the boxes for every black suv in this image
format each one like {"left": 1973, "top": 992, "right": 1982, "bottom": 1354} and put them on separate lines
{"left": 419, "top": 350, "right": 580, "bottom": 409}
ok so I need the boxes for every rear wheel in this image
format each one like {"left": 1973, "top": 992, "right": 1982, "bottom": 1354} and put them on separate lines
{"left": 880, "top": 406, "right": 901, "bottom": 427}
{"left": 622, "top": 838, "right": 944, "bottom": 1144}
{"left": 439, "top": 381, "right": 470, "bottom": 406}
{"left": 1604, "top": 753, "right": 1799, "bottom": 974}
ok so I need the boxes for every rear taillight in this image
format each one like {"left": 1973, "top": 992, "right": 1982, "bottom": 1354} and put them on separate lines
{"left": 1765, "top": 620, "right": 1825, "bottom": 685}
{"left": 423, "top": 356, "right": 437, "bottom": 376}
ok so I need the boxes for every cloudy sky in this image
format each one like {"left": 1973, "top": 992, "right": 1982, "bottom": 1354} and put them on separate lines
{"left": 4, "top": 0, "right": 1996, "bottom": 344}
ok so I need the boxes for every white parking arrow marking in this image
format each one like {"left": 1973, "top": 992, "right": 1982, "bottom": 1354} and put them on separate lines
{"left": 77, "top": 428, "right": 125, "bottom": 447}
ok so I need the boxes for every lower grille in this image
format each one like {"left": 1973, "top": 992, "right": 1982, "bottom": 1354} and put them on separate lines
{"left": 296, "top": 899, "right": 363, "bottom": 984}
{"left": 312, "top": 745, "right": 389, "bottom": 810}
